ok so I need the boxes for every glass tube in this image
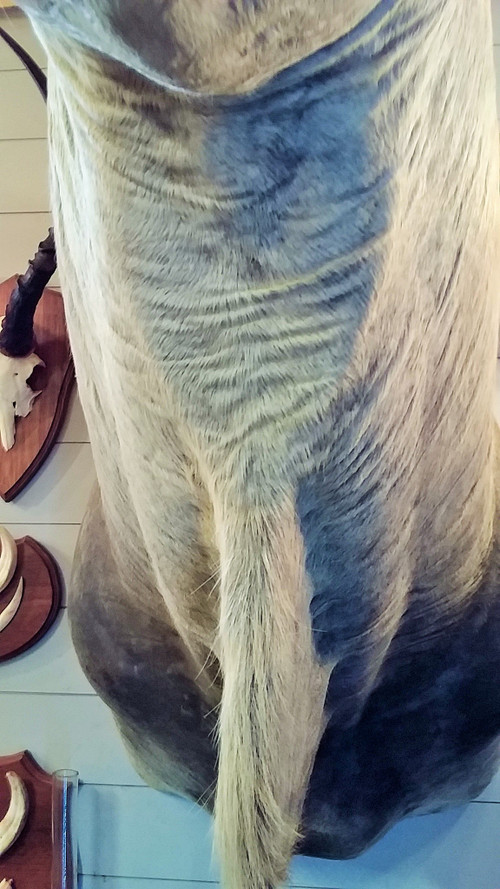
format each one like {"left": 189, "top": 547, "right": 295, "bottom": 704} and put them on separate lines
{"left": 51, "top": 769, "right": 79, "bottom": 889}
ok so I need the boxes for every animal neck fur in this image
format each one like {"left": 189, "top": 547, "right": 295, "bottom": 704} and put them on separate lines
{"left": 22, "top": 0, "right": 500, "bottom": 886}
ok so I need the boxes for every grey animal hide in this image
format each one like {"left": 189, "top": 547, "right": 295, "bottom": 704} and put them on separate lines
{"left": 15, "top": 0, "right": 500, "bottom": 887}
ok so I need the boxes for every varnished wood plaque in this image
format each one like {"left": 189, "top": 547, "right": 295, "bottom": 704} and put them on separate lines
{"left": 0, "top": 536, "right": 62, "bottom": 662}
{"left": 0, "top": 751, "right": 52, "bottom": 889}
{"left": 0, "top": 276, "right": 74, "bottom": 502}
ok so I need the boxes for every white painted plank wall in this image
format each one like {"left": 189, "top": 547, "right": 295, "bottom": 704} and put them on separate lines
{"left": 0, "top": 6, "right": 499, "bottom": 888}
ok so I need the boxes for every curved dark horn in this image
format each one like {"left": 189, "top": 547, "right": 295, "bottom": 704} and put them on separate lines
{"left": 0, "top": 25, "right": 47, "bottom": 101}
{"left": 0, "top": 229, "right": 57, "bottom": 357}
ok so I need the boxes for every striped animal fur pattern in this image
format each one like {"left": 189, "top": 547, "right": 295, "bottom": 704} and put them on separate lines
{"left": 16, "top": 1, "right": 500, "bottom": 887}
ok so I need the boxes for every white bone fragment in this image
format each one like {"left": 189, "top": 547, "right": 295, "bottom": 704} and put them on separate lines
{"left": 0, "top": 771, "right": 29, "bottom": 858}
{"left": 0, "top": 577, "right": 23, "bottom": 633}
{"left": 0, "top": 527, "right": 17, "bottom": 594}
{"left": 0, "top": 347, "right": 44, "bottom": 451}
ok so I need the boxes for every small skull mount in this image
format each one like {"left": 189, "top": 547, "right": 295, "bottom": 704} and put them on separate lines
{"left": 0, "top": 229, "right": 56, "bottom": 453}
{"left": 0, "top": 349, "right": 45, "bottom": 451}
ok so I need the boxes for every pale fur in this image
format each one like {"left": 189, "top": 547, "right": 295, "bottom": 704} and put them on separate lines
{"left": 15, "top": 1, "right": 500, "bottom": 888}
{"left": 214, "top": 498, "right": 329, "bottom": 887}
{"left": 19, "top": 0, "right": 381, "bottom": 94}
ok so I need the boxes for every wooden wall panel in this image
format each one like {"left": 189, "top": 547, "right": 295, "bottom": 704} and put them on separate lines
{"left": 76, "top": 784, "right": 500, "bottom": 889}
{"left": 493, "top": 0, "right": 500, "bottom": 43}
{"left": 0, "top": 610, "right": 93, "bottom": 691}
{"left": 0, "top": 12, "right": 47, "bottom": 70}
{"left": 0, "top": 213, "right": 59, "bottom": 285}
{"left": 0, "top": 139, "right": 49, "bottom": 212}
{"left": 0, "top": 70, "right": 47, "bottom": 139}
{"left": 0, "top": 693, "right": 146, "bottom": 785}
{"left": 0, "top": 442, "right": 95, "bottom": 524}
{"left": 82, "top": 881, "right": 218, "bottom": 889}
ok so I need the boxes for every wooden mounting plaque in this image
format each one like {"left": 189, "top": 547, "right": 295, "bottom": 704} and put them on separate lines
{"left": 0, "top": 276, "right": 75, "bottom": 502}
{"left": 0, "top": 751, "right": 53, "bottom": 889}
{"left": 0, "top": 536, "right": 62, "bottom": 662}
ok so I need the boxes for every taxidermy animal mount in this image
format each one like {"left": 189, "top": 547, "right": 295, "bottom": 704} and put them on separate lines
{"left": 0, "top": 232, "right": 56, "bottom": 450}
{"left": 11, "top": 2, "right": 500, "bottom": 889}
